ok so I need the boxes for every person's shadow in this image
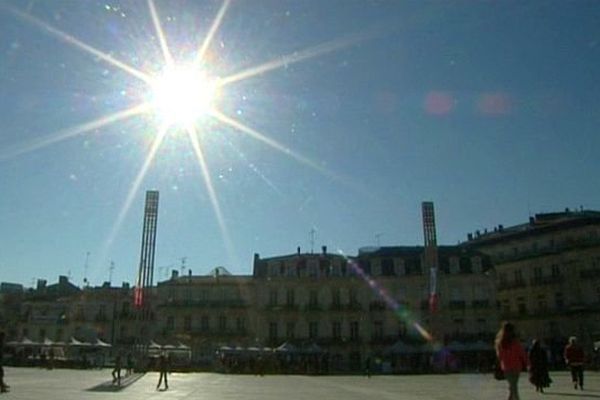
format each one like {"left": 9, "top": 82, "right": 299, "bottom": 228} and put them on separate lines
{"left": 544, "top": 392, "right": 600, "bottom": 398}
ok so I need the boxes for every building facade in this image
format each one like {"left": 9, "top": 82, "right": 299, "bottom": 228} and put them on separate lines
{"left": 464, "top": 209, "right": 600, "bottom": 362}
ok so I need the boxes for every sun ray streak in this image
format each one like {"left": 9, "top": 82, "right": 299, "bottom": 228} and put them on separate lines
{"left": 187, "top": 126, "right": 237, "bottom": 266}
{"left": 103, "top": 124, "right": 169, "bottom": 257}
{"left": 3, "top": 4, "right": 151, "bottom": 83}
{"left": 340, "top": 250, "right": 434, "bottom": 343}
{"left": 147, "top": 0, "right": 173, "bottom": 66}
{"left": 211, "top": 109, "right": 345, "bottom": 181}
{"left": 0, "top": 103, "right": 149, "bottom": 161}
{"left": 220, "top": 30, "right": 377, "bottom": 86}
{"left": 224, "top": 138, "right": 284, "bottom": 197}
{"left": 194, "top": 0, "right": 231, "bottom": 65}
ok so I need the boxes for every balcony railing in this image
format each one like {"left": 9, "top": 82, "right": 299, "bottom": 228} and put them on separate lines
{"left": 580, "top": 269, "right": 600, "bottom": 280}
{"left": 369, "top": 302, "right": 386, "bottom": 312}
{"left": 448, "top": 301, "right": 466, "bottom": 310}
{"left": 472, "top": 300, "right": 490, "bottom": 309}
{"left": 497, "top": 280, "right": 527, "bottom": 291}
{"left": 529, "top": 276, "right": 563, "bottom": 286}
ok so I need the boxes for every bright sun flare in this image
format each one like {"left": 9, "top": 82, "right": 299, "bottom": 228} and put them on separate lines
{"left": 150, "top": 65, "right": 218, "bottom": 127}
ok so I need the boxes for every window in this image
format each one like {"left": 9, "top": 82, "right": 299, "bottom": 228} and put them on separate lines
{"left": 372, "top": 321, "right": 383, "bottom": 339}
{"left": 309, "top": 289, "right": 319, "bottom": 308}
{"left": 537, "top": 294, "right": 547, "bottom": 311}
{"left": 269, "top": 289, "right": 278, "bottom": 306}
{"left": 555, "top": 292, "right": 565, "bottom": 309}
{"left": 394, "top": 259, "right": 405, "bottom": 276}
{"left": 499, "top": 273, "right": 507, "bottom": 285}
{"left": 398, "top": 322, "right": 407, "bottom": 337}
{"left": 201, "top": 315, "right": 209, "bottom": 332}
{"left": 236, "top": 317, "right": 245, "bottom": 332}
{"left": 219, "top": 315, "right": 227, "bottom": 332}
{"left": 350, "top": 321, "right": 359, "bottom": 340}
{"left": 371, "top": 260, "right": 381, "bottom": 276}
{"left": 332, "top": 321, "right": 341, "bottom": 339}
{"left": 166, "top": 316, "right": 174, "bottom": 330}
{"left": 449, "top": 257, "right": 459, "bottom": 274}
{"left": 501, "top": 299, "right": 510, "bottom": 314}
{"left": 269, "top": 322, "right": 278, "bottom": 340}
{"left": 382, "top": 258, "right": 394, "bottom": 276}
{"left": 514, "top": 270, "right": 523, "bottom": 284}
{"left": 286, "top": 322, "right": 295, "bottom": 339}
{"left": 309, "top": 321, "right": 318, "bottom": 339}
{"left": 472, "top": 256, "right": 482, "bottom": 273}
{"left": 286, "top": 288, "right": 295, "bottom": 306}
{"left": 349, "top": 288, "right": 358, "bottom": 306}
{"left": 308, "top": 260, "right": 318, "bottom": 278}
{"left": 331, "top": 288, "right": 341, "bottom": 307}
{"left": 517, "top": 297, "right": 527, "bottom": 315}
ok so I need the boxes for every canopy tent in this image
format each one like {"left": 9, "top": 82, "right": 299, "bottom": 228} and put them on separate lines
{"left": 5, "top": 337, "right": 38, "bottom": 347}
{"left": 275, "top": 342, "right": 297, "bottom": 353}
{"left": 94, "top": 338, "right": 112, "bottom": 348}
{"left": 69, "top": 337, "right": 91, "bottom": 347}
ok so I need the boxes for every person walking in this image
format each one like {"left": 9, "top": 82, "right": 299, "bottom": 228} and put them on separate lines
{"left": 112, "top": 354, "right": 122, "bottom": 386}
{"left": 564, "top": 336, "right": 585, "bottom": 390}
{"left": 126, "top": 353, "right": 134, "bottom": 376}
{"left": 528, "top": 339, "right": 551, "bottom": 393}
{"left": 0, "top": 332, "right": 9, "bottom": 393}
{"left": 156, "top": 353, "right": 169, "bottom": 390}
{"left": 495, "top": 322, "right": 527, "bottom": 400}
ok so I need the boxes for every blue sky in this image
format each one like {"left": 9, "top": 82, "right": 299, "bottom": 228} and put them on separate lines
{"left": 1, "top": 0, "right": 599, "bottom": 287}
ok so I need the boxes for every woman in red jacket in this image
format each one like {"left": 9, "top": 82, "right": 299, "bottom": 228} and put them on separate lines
{"left": 564, "top": 336, "right": 585, "bottom": 390}
{"left": 495, "top": 322, "right": 527, "bottom": 400}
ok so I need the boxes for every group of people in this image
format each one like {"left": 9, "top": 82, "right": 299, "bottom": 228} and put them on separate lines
{"left": 110, "top": 352, "right": 169, "bottom": 390}
{"left": 495, "top": 321, "right": 586, "bottom": 399}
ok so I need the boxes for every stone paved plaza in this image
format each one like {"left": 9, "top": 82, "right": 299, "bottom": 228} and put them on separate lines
{"left": 1, "top": 367, "right": 600, "bottom": 399}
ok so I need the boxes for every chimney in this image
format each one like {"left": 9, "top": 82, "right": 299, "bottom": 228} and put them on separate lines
{"left": 467, "top": 233, "right": 473, "bottom": 241}
{"left": 59, "top": 275, "right": 68, "bottom": 285}
{"left": 122, "top": 282, "right": 130, "bottom": 289}
{"left": 36, "top": 279, "right": 47, "bottom": 290}
{"left": 297, "top": 246, "right": 301, "bottom": 255}
{"left": 254, "top": 253, "right": 260, "bottom": 262}
{"left": 529, "top": 216, "right": 535, "bottom": 225}
{"left": 322, "top": 245, "right": 327, "bottom": 255}
{"left": 171, "top": 270, "right": 179, "bottom": 279}
{"left": 498, "top": 224, "right": 504, "bottom": 232}
{"left": 475, "top": 230, "right": 481, "bottom": 237}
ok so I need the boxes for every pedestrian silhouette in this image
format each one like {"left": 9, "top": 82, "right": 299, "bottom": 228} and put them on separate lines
{"left": 112, "top": 354, "right": 122, "bottom": 385}
{"left": 528, "top": 339, "right": 551, "bottom": 393}
{"left": 564, "top": 336, "right": 585, "bottom": 390}
{"left": 156, "top": 353, "right": 169, "bottom": 390}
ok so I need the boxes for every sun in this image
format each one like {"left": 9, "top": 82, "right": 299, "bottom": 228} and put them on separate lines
{"left": 149, "top": 65, "right": 219, "bottom": 127}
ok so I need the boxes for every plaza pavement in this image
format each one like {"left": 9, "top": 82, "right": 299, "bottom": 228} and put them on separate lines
{"left": 1, "top": 367, "right": 599, "bottom": 399}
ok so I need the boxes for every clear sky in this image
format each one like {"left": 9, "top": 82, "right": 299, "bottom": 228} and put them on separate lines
{"left": 1, "top": 0, "right": 599, "bottom": 288}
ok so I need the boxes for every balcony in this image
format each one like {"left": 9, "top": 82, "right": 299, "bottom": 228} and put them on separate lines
{"left": 448, "top": 301, "right": 466, "bottom": 310}
{"left": 580, "top": 269, "right": 600, "bottom": 280}
{"left": 158, "top": 299, "right": 248, "bottom": 308}
{"left": 529, "top": 276, "right": 563, "bottom": 286}
{"left": 497, "top": 280, "right": 527, "bottom": 291}
{"left": 472, "top": 300, "right": 490, "bottom": 309}
{"left": 304, "top": 304, "right": 323, "bottom": 312}
{"left": 369, "top": 301, "right": 386, "bottom": 312}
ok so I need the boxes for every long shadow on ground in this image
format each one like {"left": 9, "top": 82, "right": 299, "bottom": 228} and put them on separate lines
{"left": 86, "top": 372, "right": 145, "bottom": 392}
